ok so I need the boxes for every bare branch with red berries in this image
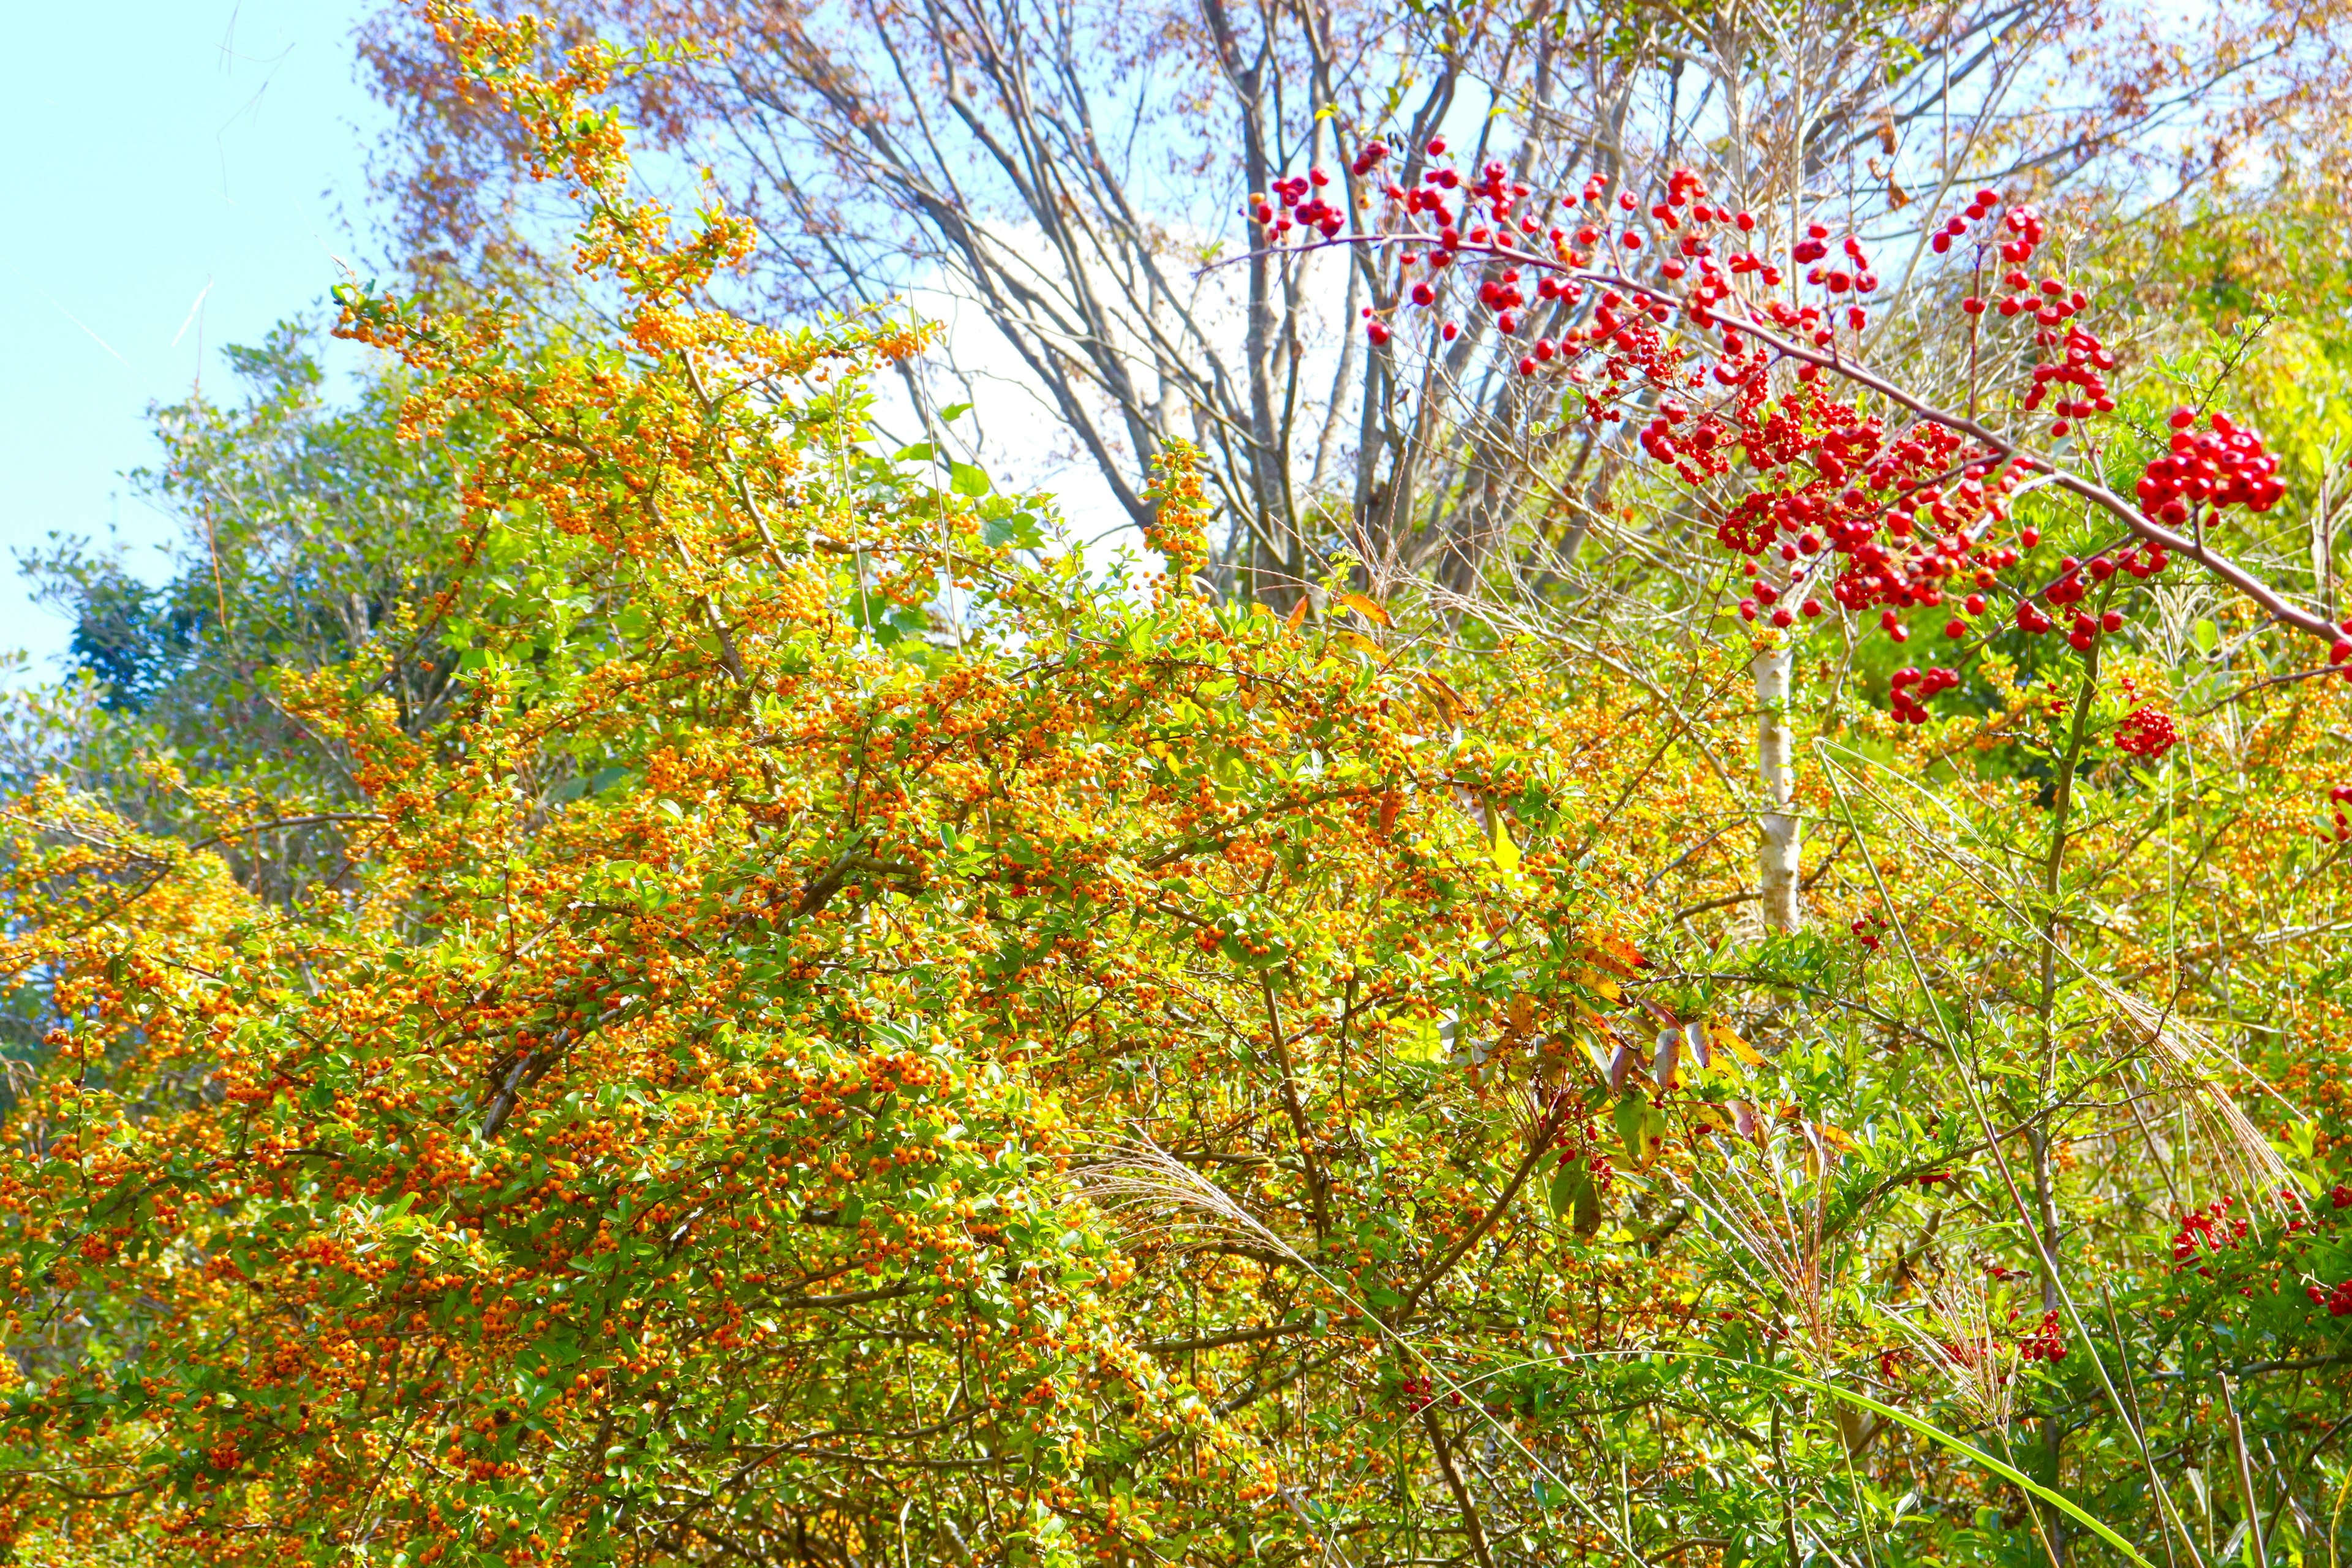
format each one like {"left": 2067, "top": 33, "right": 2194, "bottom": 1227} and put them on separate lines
{"left": 1241, "top": 137, "right": 2342, "bottom": 712}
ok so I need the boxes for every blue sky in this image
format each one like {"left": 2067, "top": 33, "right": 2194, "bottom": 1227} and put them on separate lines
{"left": 0, "top": 0, "right": 386, "bottom": 676}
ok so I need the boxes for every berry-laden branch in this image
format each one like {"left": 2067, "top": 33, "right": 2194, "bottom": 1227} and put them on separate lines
{"left": 1237, "top": 142, "right": 2343, "bottom": 714}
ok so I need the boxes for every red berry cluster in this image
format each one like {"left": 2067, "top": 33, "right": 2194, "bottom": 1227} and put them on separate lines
{"left": 1368, "top": 138, "right": 1561, "bottom": 349}
{"left": 2137, "top": 408, "right": 2285, "bottom": 524}
{"left": 1700, "top": 420, "right": 2032, "bottom": 672}
{"left": 2305, "top": 1280, "right": 2352, "bottom": 1316}
{"left": 1888, "top": 665, "right": 1959, "bottom": 724}
{"left": 1248, "top": 167, "right": 1347, "bottom": 243}
{"left": 2302, "top": 1194, "right": 2352, "bottom": 1315}
{"left": 1791, "top": 225, "right": 1879, "bottom": 308}
{"left": 2018, "top": 320, "right": 2110, "bottom": 440}
{"left": 2017, "top": 1308, "right": 2067, "bottom": 1363}
{"left": 1929, "top": 187, "right": 2008, "bottom": 254}
{"left": 1850, "top": 910, "right": 1891, "bottom": 951}
{"left": 2016, "top": 546, "right": 2174, "bottom": 649}
{"left": 1933, "top": 196, "right": 2124, "bottom": 440}
{"left": 1396, "top": 1373, "right": 1435, "bottom": 1413}
{"left": 2327, "top": 785, "right": 2352, "bottom": 843}
{"left": 2171, "top": 1196, "right": 2247, "bottom": 1275}
{"left": 2113, "top": 705, "right": 2179, "bottom": 759}
{"left": 1570, "top": 170, "right": 2048, "bottom": 705}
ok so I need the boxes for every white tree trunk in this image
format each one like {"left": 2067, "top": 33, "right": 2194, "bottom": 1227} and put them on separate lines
{"left": 1754, "top": 642, "right": 1803, "bottom": 932}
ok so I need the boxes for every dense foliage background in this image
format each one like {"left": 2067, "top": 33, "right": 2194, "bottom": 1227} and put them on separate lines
{"left": 8, "top": 2, "right": 2352, "bottom": 1566}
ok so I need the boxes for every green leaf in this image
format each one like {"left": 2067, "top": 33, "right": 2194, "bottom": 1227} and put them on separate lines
{"left": 1615, "top": 1092, "right": 1653, "bottom": 1169}
{"left": 1546, "top": 1159, "right": 1604, "bottom": 1236}
{"left": 1571, "top": 1169, "right": 1602, "bottom": 1235}
{"left": 893, "top": 442, "right": 935, "bottom": 462}
{"left": 948, "top": 461, "right": 992, "bottom": 497}
{"left": 984, "top": 512, "right": 1044, "bottom": 551}
{"left": 1546, "top": 1161, "right": 1576, "bottom": 1219}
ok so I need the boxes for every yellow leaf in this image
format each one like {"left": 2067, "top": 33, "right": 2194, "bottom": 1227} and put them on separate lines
{"left": 1285, "top": 597, "right": 1311, "bottom": 630}
{"left": 1491, "top": 815, "right": 1520, "bottom": 872}
{"left": 1711, "top": 1020, "right": 1765, "bottom": 1068}
{"left": 1339, "top": 592, "right": 1391, "bottom": 627}
{"left": 1589, "top": 930, "right": 1646, "bottom": 982}
{"left": 1419, "top": 674, "right": 1468, "bottom": 726}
